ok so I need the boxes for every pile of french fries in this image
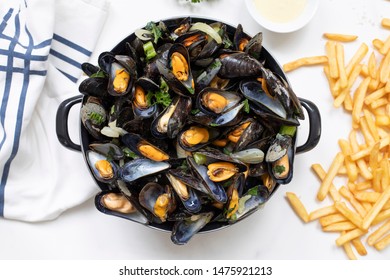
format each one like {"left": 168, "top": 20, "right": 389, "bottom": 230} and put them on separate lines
{"left": 283, "top": 18, "right": 390, "bottom": 260}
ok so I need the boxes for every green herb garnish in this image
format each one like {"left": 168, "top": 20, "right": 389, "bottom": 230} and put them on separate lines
{"left": 145, "top": 79, "right": 172, "bottom": 108}
{"left": 243, "top": 99, "right": 250, "bottom": 113}
{"left": 90, "top": 70, "right": 106, "bottom": 78}
{"left": 122, "top": 147, "right": 138, "bottom": 159}
{"left": 88, "top": 112, "right": 105, "bottom": 125}
{"left": 145, "top": 21, "right": 163, "bottom": 44}
{"left": 279, "top": 125, "right": 297, "bottom": 137}
{"left": 143, "top": 41, "right": 157, "bottom": 61}
{"left": 274, "top": 165, "right": 286, "bottom": 175}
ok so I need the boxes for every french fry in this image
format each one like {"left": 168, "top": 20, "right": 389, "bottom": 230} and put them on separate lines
{"left": 355, "top": 181, "right": 372, "bottom": 191}
{"left": 382, "top": 18, "right": 390, "bottom": 28}
{"left": 372, "top": 209, "right": 390, "bottom": 225}
{"left": 359, "top": 117, "right": 375, "bottom": 147}
{"left": 283, "top": 56, "right": 328, "bottom": 72}
{"left": 367, "top": 219, "right": 390, "bottom": 246}
{"left": 370, "top": 98, "right": 388, "bottom": 109}
{"left": 319, "top": 213, "right": 348, "bottom": 227}
{"left": 309, "top": 205, "right": 338, "bottom": 221}
{"left": 323, "top": 66, "right": 339, "bottom": 97}
{"left": 379, "top": 35, "right": 390, "bottom": 55}
{"left": 376, "top": 115, "right": 390, "bottom": 126}
{"left": 363, "top": 109, "right": 380, "bottom": 142}
{"left": 349, "top": 130, "right": 373, "bottom": 180}
{"left": 345, "top": 43, "right": 369, "bottom": 77}
{"left": 333, "top": 64, "right": 362, "bottom": 107}
{"left": 286, "top": 192, "right": 310, "bottom": 223}
{"left": 352, "top": 77, "right": 371, "bottom": 126}
{"left": 338, "top": 139, "right": 358, "bottom": 182}
{"left": 373, "top": 38, "right": 384, "bottom": 51}
{"left": 336, "top": 43, "right": 348, "bottom": 88}
{"left": 323, "top": 221, "right": 356, "bottom": 232}
{"left": 368, "top": 52, "right": 378, "bottom": 79}
{"left": 364, "top": 85, "right": 386, "bottom": 105}
{"left": 323, "top": 33, "right": 358, "bottom": 42}
{"left": 350, "top": 136, "right": 390, "bottom": 161}
{"left": 362, "top": 186, "right": 390, "bottom": 230}
{"left": 326, "top": 40, "right": 339, "bottom": 79}
{"left": 335, "top": 202, "right": 364, "bottom": 229}
{"left": 311, "top": 164, "right": 341, "bottom": 202}
{"left": 354, "top": 191, "right": 381, "bottom": 203}
{"left": 380, "top": 49, "right": 390, "bottom": 83}
{"left": 339, "top": 186, "right": 367, "bottom": 217}
{"left": 351, "top": 238, "right": 367, "bottom": 256}
{"left": 336, "top": 228, "right": 367, "bottom": 246}
{"left": 373, "top": 233, "right": 390, "bottom": 251}
{"left": 316, "top": 153, "right": 345, "bottom": 201}
{"left": 343, "top": 242, "right": 358, "bottom": 260}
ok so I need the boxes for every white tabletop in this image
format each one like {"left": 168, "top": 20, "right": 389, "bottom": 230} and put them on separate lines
{"left": 1, "top": 0, "right": 390, "bottom": 260}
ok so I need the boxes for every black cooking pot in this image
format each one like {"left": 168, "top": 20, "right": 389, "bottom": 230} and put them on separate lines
{"left": 56, "top": 17, "right": 321, "bottom": 234}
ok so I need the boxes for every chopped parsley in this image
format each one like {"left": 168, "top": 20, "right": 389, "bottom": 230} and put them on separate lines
{"left": 274, "top": 165, "right": 286, "bottom": 175}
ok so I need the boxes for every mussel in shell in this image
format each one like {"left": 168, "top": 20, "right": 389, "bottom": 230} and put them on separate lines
{"left": 139, "top": 182, "right": 176, "bottom": 222}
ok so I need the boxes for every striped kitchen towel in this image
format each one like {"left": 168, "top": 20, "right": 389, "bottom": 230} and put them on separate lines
{"left": 0, "top": 0, "right": 109, "bottom": 221}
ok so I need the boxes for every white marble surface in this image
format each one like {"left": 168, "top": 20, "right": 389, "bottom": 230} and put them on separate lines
{"left": 1, "top": 0, "right": 390, "bottom": 260}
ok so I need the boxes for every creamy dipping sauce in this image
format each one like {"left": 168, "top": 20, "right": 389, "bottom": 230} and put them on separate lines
{"left": 254, "top": 0, "right": 307, "bottom": 23}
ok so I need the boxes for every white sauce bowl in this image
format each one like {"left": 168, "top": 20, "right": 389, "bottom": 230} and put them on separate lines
{"left": 245, "top": 0, "right": 319, "bottom": 33}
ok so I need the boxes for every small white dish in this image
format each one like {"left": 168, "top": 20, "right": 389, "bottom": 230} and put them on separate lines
{"left": 245, "top": 0, "right": 319, "bottom": 33}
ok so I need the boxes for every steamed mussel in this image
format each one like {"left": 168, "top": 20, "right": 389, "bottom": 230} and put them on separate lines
{"left": 79, "top": 18, "right": 304, "bottom": 245}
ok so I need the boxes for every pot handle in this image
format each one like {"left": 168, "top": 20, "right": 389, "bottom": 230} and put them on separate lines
{"left": 56, "top": 95, "right": 83, "bottom": 152}
{"left": 295, "top": 98, "right": 321, "bottom": 154}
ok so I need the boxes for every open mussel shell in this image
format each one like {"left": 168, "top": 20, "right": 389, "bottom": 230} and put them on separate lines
{"left": 230, "top": 148, "right": 264, "bottom": 164}
{"left": 138, "top": 182, "right": 176, "bottom": 223}
{"left": 171, "top": 212, "right": 214, "bottom": 245}
{"left": 225, "top": 118, "right": 264, "bottom": 152}
{"left": 197, "top": 88, "right": 242, "bottom": 117}
{"left": 187, "top": 157, "right": 227, "bottom": 203}
{"left": 95, "top": 190, "right": 149, "bottom": 225}
{"left": 98, "top": 52, "right": 136, "bottom": 97}
{"left": 121, "top": 133, "right": 170, "bottom": 162}
{"left": 86, "top": 150, "right": 119, "bottom": 183}
{"left": 132, "top": 77, "right": 159, "bottom": 118}
{"left": 80, "top": 96, "right": 108, "bottom": 140}
{"left": 166, "top": 172, "right": 202, "bottom": 213}
{"left": 177, "top": 125, "right": 220, "bottom": 152}
{"left": 151, "top": 96, "right": 192, "bottom": 139}
{"left": 264, "top": 133, "right": 295, "bottom": 184}
{"left": 240, "top": 79, "right": 287, "bottom": 119}
{"left": 228, "top": 185, "right": 269, "bottom": 223}
{"left": 89, "top": 142, "right": 124, "bottom": 161}
{"left": 157, "top": 43, "right": 195, "bottom": 96}
{"left": 174, "top": 30, "right": 208, "bottom": 60}
{"left": 260, "top": 67, "right": 304, "bottom": 120}
{"left": 120, "top": 158, "right": 170, "bottom": 183}
{"left": 209, "top": 101, "right": 245, "bottom": 127}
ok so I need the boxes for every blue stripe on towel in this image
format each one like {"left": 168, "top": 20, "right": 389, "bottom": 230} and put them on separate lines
{"left": 57, "top": 68, "right": 78, "bottom": 83}
{"left": 0, "top": 21, "right": 34, "bottom": 216}
{"left": 49, "top": 48, "right": 82, "bottom": 69}
{"left": 0, "top": 12, "right": 21, "bottom": 153}
{"left": 0, "top": 8, "right": 13, "bottom": 34}
{"left": 0, "top": 11, "right": 21, "bottom": 215}
{"left": 0, "top": 10, "right": 49, "bottom": 216}
{"left": 53, "top": 33, "right": 92, "bottom": 56}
